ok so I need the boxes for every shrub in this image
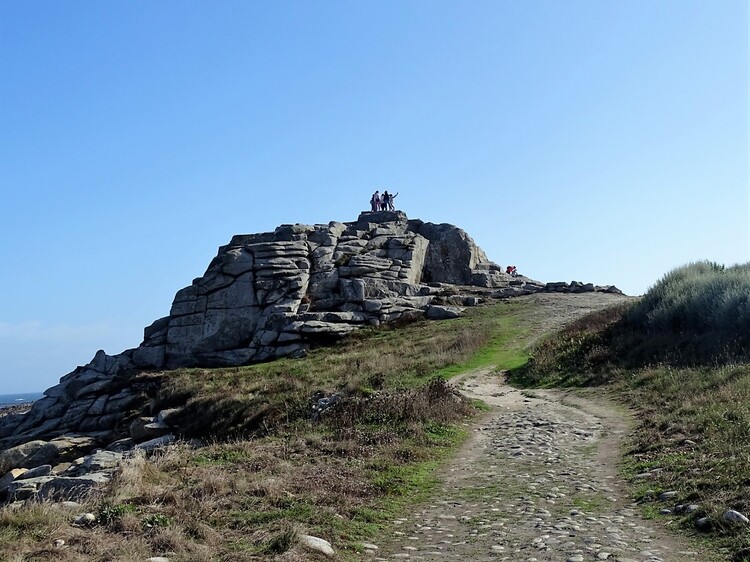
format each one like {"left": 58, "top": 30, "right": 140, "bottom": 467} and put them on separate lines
{"left": 515, "top": 261, "right": 750, "bottom": 384}
{"left": 623, "top": 261, "right": 750, "bottom": 364}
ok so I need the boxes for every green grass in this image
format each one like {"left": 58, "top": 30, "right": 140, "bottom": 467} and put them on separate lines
{"left": 570, "top": 493, "right": 609, "bottom": 514}
{"left": 437, "top": 303, "right": 532, "bottom": 377}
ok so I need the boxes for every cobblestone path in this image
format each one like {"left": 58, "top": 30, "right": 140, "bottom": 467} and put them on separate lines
{"left": 373, "top": 372, "right": 715, "bottom": 562}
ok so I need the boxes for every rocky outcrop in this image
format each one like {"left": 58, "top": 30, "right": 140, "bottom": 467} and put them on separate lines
{"left": 0, "top": 211, "right": 623, "bottom": 482}
{"left": 140, "top": 210, "right": 540, "bottom": 370}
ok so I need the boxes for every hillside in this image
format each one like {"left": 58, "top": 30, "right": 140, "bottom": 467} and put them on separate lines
{"left": 0, "top": 292, "right": 632, "bottom": 561}
{"left": 2, "top": 266, "right": 747, "bottom": 559}
{"left": 0, "top": 211, "right": 637, "bottom": 561}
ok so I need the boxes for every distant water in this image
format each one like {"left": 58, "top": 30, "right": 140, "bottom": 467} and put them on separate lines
{"left": 0, "top": 392, "right": 44, "bottom": 408}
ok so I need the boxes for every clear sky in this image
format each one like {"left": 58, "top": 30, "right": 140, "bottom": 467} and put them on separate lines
{"left": 1, "top": 1, "right": 748, "bottom": 394}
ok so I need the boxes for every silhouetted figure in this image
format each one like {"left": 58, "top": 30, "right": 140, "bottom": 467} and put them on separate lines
{"left": 370, "top": 190, "right": 381, "bottom": 212}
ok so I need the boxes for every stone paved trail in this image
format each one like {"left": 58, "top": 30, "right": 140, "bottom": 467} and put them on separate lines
{"left": 373, "top": 368, "right": 716, "bottom": 562}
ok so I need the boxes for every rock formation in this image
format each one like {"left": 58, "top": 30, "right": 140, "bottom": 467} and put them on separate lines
{"left": 141, "top": 210, "right": 531, "bottom": 370}
{"left": 0, "top": 211, "right": 621, "bottom": 503}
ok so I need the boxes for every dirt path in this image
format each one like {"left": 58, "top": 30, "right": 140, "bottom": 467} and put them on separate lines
{"left": 373, "top": 295, "right": 716, "bottom": 562}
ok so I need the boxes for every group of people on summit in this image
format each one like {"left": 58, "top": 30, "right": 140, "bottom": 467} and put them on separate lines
{"left": 367, "top": 189, "right": 520, "bottom": 278}
{"left": 370, "top": 190, "right": 398, "bottom": 212}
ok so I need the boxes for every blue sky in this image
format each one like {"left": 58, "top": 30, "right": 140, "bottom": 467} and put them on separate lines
{"left": 1, "top": 1, "right": 748, "bottom": 394}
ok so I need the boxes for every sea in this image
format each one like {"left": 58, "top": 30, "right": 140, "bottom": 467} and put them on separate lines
{"left": 0, "top": 392, "right": 44, "bottom": 408}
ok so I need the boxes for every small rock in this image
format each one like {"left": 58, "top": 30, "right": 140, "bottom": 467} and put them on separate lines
{"left": 362, "top": 543, "right": 379, "bottom": 550}
{"left": 156, "top": 408, "right": 182, "bottom": 424}
{"left": 0, "top": 468, "right": 28, "bottom": 489}
{"left": 53, "top": 539, "right": 65, "bottom": 548}
{"left": 134, "top": 435, "right": 175, "bottom": 451}
{"left": 724, "top": 509, "right": 749, "bottom": 524}
{"left": 425, "top": 305, "right": 464, "bottom": 320}
{"left": 299, "top": 534, "right": 334, "bottom": 557}
{"left": 18, "top": 464, "right": 53, "bottom": 479}
{"left": 147, "top": 558, "right": 171, "bottom": 562}
{"left": 74, "top": 512, "right": 96, "bottom": 526}
{"left": 597, "top": 553, "right": 611, "bottom": 560}
{"left": 658, "top": 491, "right": 677, "bottom": 501}
{"left": 58, "top": 501, "right": 83, "bottom": 511}
{"left": 659, "top": 508, "right": 672, "bottom": 515}
{"left": 696, "top": 516, "right": 712, "bottom": 531}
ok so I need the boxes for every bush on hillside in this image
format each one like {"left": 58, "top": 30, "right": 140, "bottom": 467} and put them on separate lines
{"left": 514, "top": 261, "right": 750, "bottom": 386}
{"left": 623, "top": 261, "right": 750, "bottom": 364}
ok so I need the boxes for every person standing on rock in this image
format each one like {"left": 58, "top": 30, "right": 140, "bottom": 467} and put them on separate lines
{"left": 381, "top": 191, "right": 390, "bottom": 211}
{"left": 387, "top": 191, "right": 398, "bottom": 211}
{"left": 370, "top": 190, "right": 381, "bottom": 212}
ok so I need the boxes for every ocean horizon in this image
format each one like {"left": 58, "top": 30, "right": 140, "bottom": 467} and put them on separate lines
{"left": 0, "top": 392, "right": 44, "bottom": 408}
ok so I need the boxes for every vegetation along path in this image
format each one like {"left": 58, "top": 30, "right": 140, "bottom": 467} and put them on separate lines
{"left": 375, "top": 295, "right": 716, "bottom": 562}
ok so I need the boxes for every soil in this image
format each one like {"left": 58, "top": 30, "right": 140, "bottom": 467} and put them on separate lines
{"left": 372, "top": 293, "right": 718, "bottom": 562}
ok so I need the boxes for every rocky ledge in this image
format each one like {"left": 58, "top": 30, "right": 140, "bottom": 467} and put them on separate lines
{"left": 0, "top": 211, "right": 621, "bottom": 504}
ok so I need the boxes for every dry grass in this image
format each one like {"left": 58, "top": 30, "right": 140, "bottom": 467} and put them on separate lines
{"left": 152, "top": 307, "right": 512, "bottom": 441}
{"left": 0, "top": 365, "right": 480, "bottom": 561}
{"left": 0, "top": 299, "right": 538, "bottom": 561}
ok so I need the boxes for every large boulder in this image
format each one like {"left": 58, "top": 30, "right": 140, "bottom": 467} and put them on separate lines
{"left": 0, "top": 435, "right": 98, "bottom": 473}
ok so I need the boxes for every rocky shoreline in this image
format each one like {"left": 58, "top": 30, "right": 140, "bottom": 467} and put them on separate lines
{"left": 0, "top": 402, "right": 34, "bottom": 419}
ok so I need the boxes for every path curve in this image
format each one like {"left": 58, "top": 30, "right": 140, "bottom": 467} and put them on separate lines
{"left": 373, "top": 295, "right": 717, "bottom": 562}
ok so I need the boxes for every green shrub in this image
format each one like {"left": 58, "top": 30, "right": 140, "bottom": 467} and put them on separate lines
{"left": 515, "top": 261, "right": 750, "bottom": 385}
{"left": 623, "top": 261, "right": 750, "bottom": 364}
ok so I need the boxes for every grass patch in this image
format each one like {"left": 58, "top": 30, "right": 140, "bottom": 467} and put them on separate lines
{"left": 571, "top": 494, "right": 608, "bottom": 513}
{"left": 437, "top": 302, "right": 532, "bottom": 377}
